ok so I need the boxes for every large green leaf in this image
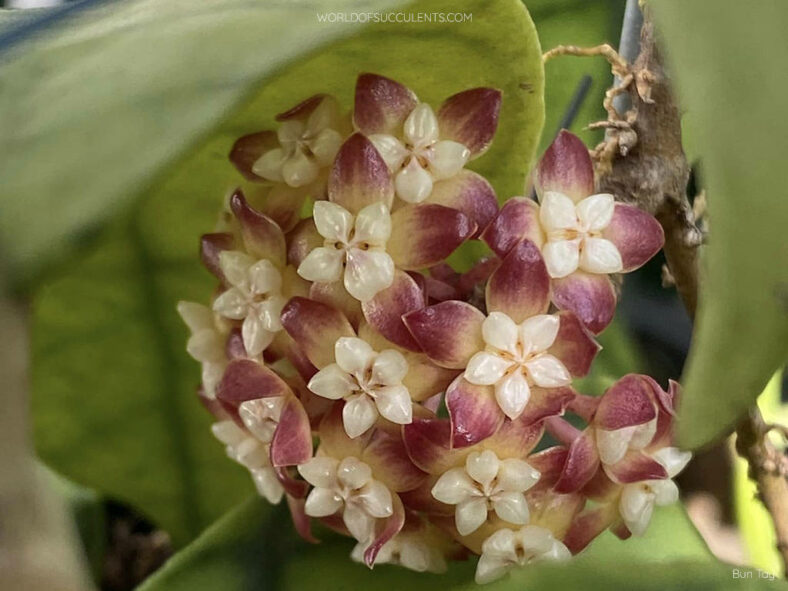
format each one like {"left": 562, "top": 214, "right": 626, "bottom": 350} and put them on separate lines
{"left": 31, "top": 0, "right": 544, "bottom": 545}
{"left": 651, "top": 1, "right": 788, "bottom": 448}
{"left": 138, "top": 497, "right": 773, "bottom": 591}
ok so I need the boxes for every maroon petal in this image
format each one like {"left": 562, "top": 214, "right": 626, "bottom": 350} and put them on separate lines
{"left": 271, "top": 396, "right": 313, "bottom": 467}
{"left": 548, "top": 311, "right": 601, "bottom": 377}
{"left": 230, "top": 190, "right": 286, "bottom": 265}
{"left": 518, "top": 386, "right": 576, "bottom": 425}
{"left": 603, "top": 203, "right": 664, "bottom": 271}
{"left": 364, "top": 493, "right": 406, "bottom": 566}
{"left": 445, "top": 377, "right": 503, "bottom": 448}
{"left": 354, "top": 73, "right": 418, "bottom": 135}
{"left": 402, "top": 417, "right": 463, "bottom": 475}
{"left": 485, "top": 416, "right": 544, "bottom": 459}
{"left": 399, "top": 477, "right": 454, "bottom": 516}
{"left": 361, "top": 270, "right": 424, "bottom": 352}
{"left": 553, "top": 429, "right": 600, "bottom": 494}
{"left": 225, "top": 329, "right": 248, "bottom": 360}
{"left": 276, "top": 94, "right": 326, "bottom": 121}
{"left": 527, "top": 447, "right": 569, "bottom": 490}
{"left": 403, "top": 301, "right": 485, "bottom": 369}
{"left": 603, "top": 450, "right": 668, "bottom": 484}
{"left": 563, "top": 504, "right": 618, "bottom": 554}
{"left": 275, "top": 465, "right": 309, "bottom": 498}
{"left": 427, "top": 170, "right": 498, "bottom": 236}
{"left": 217, "top": 359, "right": 292, "bottom": 409}
{"left": 280, "top": 297, "right": 355, "bottom": 369}
{"left": 200, "top": 232, "right": 234, "bottom": 281}
{"left": 309, "top": 281, "right": 363, "bottom": 329}
{"left": 363, "top": 430, "right": 426, "bottom": 493}
{"left": 388, "top": 204, "right": 475, "bottom": 270}
{"left": 229, "top": 130, "right": 278, "bottom": 181}
{"left": 437, "top": 87, "right": 502, "bottom": 156}
{"left": 287, "top": 495, "right": 319, "bottom": 544}
{"left": 481, "top": 197, "right": 544, "bottom": 258}
{"left": 258, "top": 183, "right": 313, "bottom": 233}
{"left": 595, "top": 374, "right": 658, "bottom": 431}
{"left": 328, "top": 133, "right": 394, "bottom": 214}
{"left": 287, "top": 219, "right": 322, "bottom": 267}
{"left": 611, "top": 520, "right": 632, "bottom": 540}
{"left": 535, "top": 130, "right": 594, "bottom": 203}
{"left": 486, "top": 239, "right": 550, "bottom": 322}
{"left": 551, "top": 271, "right": 617, "bottom": 335}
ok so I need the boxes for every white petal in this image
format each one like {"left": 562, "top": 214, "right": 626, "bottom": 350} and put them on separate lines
{"left": 651, "top": 479, "right": 680, "bottom": 506}
{"left": 371, "top": 349, "right": 408, "bottom": 385}
{"left": 426, "top": 140, "right": 470, "bottom": 180}
{"left": 304, "top": 487, "right": 343, "bottom": 517}
{"left": 482, "top": 312, "right": 519, "bottom": 355}
{"left": 343, "top": 249, "right": 395, "bottom": 302}
{"left": 258, "top": 295, "right": 286, "bottom": 331}
{"left": 343, "top": 503, "right": 375, "bottom": 541}
{"left": 579, "top": 237, "right": 623, "bottom": 274}
{"left": 497, "top": 459, "right": 541, "bottom": 492}
{"left": 241, "top": 314, "right": 274, "bottom": 357}
{"left": 516, "top": 525, "right": 555, "bottom": 555}
{"left": 308, "top": 128, "right": 343, "bottom": 166}
{"left": 313, "top": 200, "right": 353, "bottom": 242}
{"left": 211, "top": 420, "right": 246, "bottom": 446}
{"left": 519, "top": 314, "right": 560, "bottom": 354}
{"left": 337, "top": 457, "right": 373, "bottom": 490}
{"left": 481, "top": 528, "right": 518, "bottom": 560}
{"left": 541, "top": 540, "right": 571, "bottom": 562}
{"left": 403, "top": 102, "right": 439, "bottom": 148}
{"left": 248, "top": 259, "right": 282, "bottom": 295}
{"left": 354, "top": 201, "right": 392, "bottom": 245}
{"left": 334, "top": 337, "right": 375, "bottom": 374}
{"left": 466, "top": 450, "right": 500, "bottom": 489}
{"left": 395, "top": 159, "right": 433, "bottom": 203}
{"left": 277, "top": 119, "right": 305, "bottom": 145}
{"left": 542, "top": 239, "right": 580, "bottom": 279}
{"left": 524, "top": 354, "right": 571, "bottom": 388}
{"left": 298, "top": 456, "right": 339, "bottom": 488}
{"left": 307, "top": 364, "right": 356, "bottom": 400}
{"left": 177, "top": 301, "right": 214, "bottom": 333}
{"left": 252, "top": 147, "right": 286, "bottom": 181}
{"left": 539, "top": 191, "right": 578, "bottom": 231}
{"left": 375, "top": 385, "right": 413, "bottom": 425}
{"left": 202, "top": 362, "right": 225, "bottom": 399}
{"left": 186, "top": 329, "right": 224, "bottom": 362}
{"left": 369, "top": 134, "right": 409, "bottom": 171}
{"left": 495, "top": 371, "right": 531, "bottom": 420}
{"left": 629, "top": 419, "right": 658, "bottom": 450}
{"left": 431, "top": 468, "right": 477, "bottom": 505}
{"left": 465, "top": 352, "right": 512, "bottom": 386}
{"left": 297, "top": 246, "right": 344, "bottom": 283}
{"left": 219, "top": 250, "right": 255, "bottom": 287}
{"left": 212, "top": 287, "right": 248, "bottom": 320}
{"left": 239, "top": 398, "right": 283, "bottom": 443}
{"left": 475, "top": 554, "right": 512, "bottom": 585}
{"left": 282, "top": 149, "right": 319, "bottom": 187}
{"left": 596, "top": 426, "right": 636, "bottom": 465}
{"left": 492, "top": 492, "right": 530, "bottom": 525}
{"left": 233, "top": 438, "right": 269, "bottom": 469}
{"left": 250, "top": 467, "right": 285, "bottom": 504}
{"left": 357, "top": 480, "right": 394, "bottom": 518}
{"left": 619, "top": 484, "right": 655, "bottom": 536}
{"left": 652, "top": 447, "right": 692, "bottom": 478}
{"left": 576, "top": 193, "right": 615, "bottom": 232}
{"left": 398, "top": 539, "right": 441, "bottom": 573}
{"left": 342, "top": 394, "right": 379, "bottom": 438}
{"left": 455, "top": 497, "right": 489, "bottom": 536}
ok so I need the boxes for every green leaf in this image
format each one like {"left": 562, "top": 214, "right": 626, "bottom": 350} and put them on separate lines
{"left": 31, "top": 0, "right": 544, "bottom": 545}
{"left": 651, "top": 1, "right": 788, "bottom": 448}
{"left": 139, "top": 498, "right": 774, "bottom": 591}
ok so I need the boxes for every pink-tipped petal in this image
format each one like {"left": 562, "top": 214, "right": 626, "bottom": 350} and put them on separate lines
{"left": 548, "top": 311, "right": 601, "bottom": 377}
{"left": 388, "top": 204, "right": 475, "bottom": 270}
{"left": 437, "top": 88, "right": 502, "bottom": 156}
{"left": 399, "top": 477, "right": 455, "bottom": 516}
{"left": 364, "top": 493, "right": 406, "bottom": 566}
{"left": 328, "top": 133, "right": 394, "bottom": 214}
{"left": 553, "top": 430, "right": 600, "bottom": 494}
{"left": 259, "top": 183, "right": 313, "bottom": 233}
{"left": 428, "top": 171, "right": 498, "bottom": 236}
{"left": 445, "top": 377, "right": 504, "bottom": 448}
{"left": 518, "top": 386, "right": 575, "bottom": 425}
{"left": 229, "top": 190, "right": 286, "bottom": 265}
{"left": 481, "top": 197, "right": 544, "bottom": 258}
{"left": 611, "top": 520, "right": 632, "bottom": 540}
{"left": 603, "top": 203, "right": 665, "bottom": 271}
{"left": 603, "top": 450, "right": 668, "bottom": 484}
{"left": 275, "top": 94, "right": 326, "bottom": 121}
{"left": 287, "top": 219, "right": 322, "bottom": 267}
{"left": 551, "top": 271, "right": 617, "bottom": 335}
{"left": 486, "top": 240, "right": 550, "bottom": 322}
{"left": 403, "top": 418, "right": 463, "bottom": 475}
{"left": 403, "top": 358, "right": 458, "bottom": 402}
{"left": 229, "top": 130, "right": 278, "bottom": 181}
{"left": 363, "top": 430, "right": 426, "bottom": 493}
{"left": 280, "top": 297, "right": 355, "bottom": 369}
{"left": 217, "top": 359, "right": 292, "bottom": 409}
{"left": 484, "top": 417, "right": 544, "bottom": 459}
{"left": 403, "top": 301, "right": 485, "bottom": 369}
{"left": 200, "top": 233, "right": 234, "bottom": 281}
{"left": 271, "top": 396, "right": 313, "bottom": 467}
{"left": 563, "top": 504, "right": 618, "bottom": 554}
{"left": 309, "top": 281, "right": 363, "bottom": 329}
{"left": 535, "top": 130, "right": 594, "bottom": 203}
{"left": 318, "top": 402, "right": 368, "bottom": 459}
{"left": 361, "top": 271, "right": 424, "bottom": 352}
{"left": 354, "top": 73, "right": 418, "bottom": 135}
{"left": 595, "top": 374, "right": 658, "bottom": 431}
{"left": 275, "top": 465, "right": 310, "bottom": 498}
{"left": 287, "top": 495, "right": 320, "bottom": 544}
{"left": 527, "top": 447, "right": 569, "bottom": 491}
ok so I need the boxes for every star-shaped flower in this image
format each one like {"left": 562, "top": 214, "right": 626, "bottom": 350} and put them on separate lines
{"left": 475, "top": 525, "right": 570, "bottom": 584}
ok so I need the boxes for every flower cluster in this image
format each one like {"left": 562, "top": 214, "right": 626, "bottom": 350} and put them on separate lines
{"left": 179, "top": 73, "right": 689, "bottom": 584}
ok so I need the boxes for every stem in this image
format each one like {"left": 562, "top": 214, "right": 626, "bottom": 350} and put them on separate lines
{"left": 596, "top": 3, "right": 788, "bottom": 575}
